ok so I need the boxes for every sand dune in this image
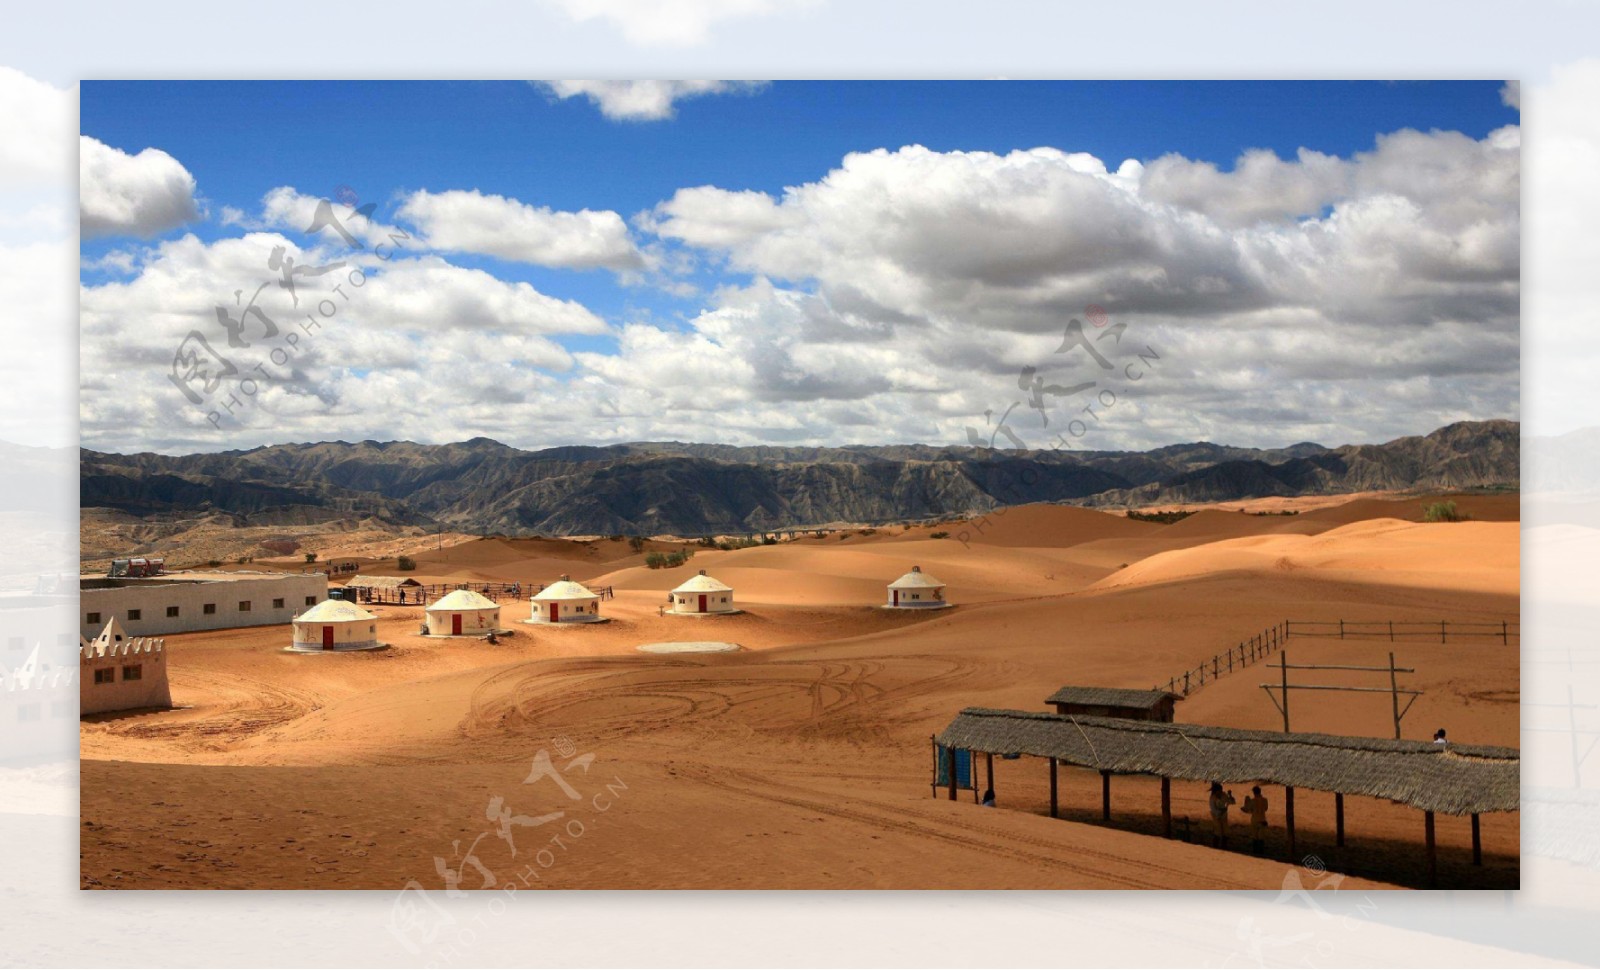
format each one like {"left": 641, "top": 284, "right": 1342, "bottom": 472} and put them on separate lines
{"left": 80, "top": 491, "right": 1520, "bottom": 890}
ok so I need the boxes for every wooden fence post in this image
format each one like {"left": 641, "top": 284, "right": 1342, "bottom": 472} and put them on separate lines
{"left": 1338, "top": 619, "right": 1344, "bottom": 639}
{"left": 1501, "top": 621, "right": 1508, "bottom": 645}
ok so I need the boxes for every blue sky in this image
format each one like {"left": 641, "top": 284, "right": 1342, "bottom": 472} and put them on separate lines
{"left": 78, "top": 80, "right": 1520, "bottom": 454}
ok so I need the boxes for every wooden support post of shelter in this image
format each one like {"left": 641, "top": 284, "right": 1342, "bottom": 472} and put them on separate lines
{"left": 1048, "top": 758, "right": 1059, "bottom": 818}
{"left": 1425, "top": 810, "right": 1438, "bottom": 886}
{"left": 1285, "top": 786, "right": 1297, "bottom": 856}
{"left": 1100, "top": 770, "right": 1111, "bottom": 821}
{"left": 1335, "top": 792, "right": 1345, "bottom": 847}
{"left": 1161, "top": 777, "right": 1172, "bottom": 838}
{"left": 948, "top": 747, "right": 958, "bottom": 801}
{"left": 1472, "top": 813, "right": 1482, "bottom": 866}
{"left": 985, "top": 752, "right": 995, "bottom": 797}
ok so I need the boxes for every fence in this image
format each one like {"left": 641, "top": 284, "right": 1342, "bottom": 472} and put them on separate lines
{"left": 343, "top": 581, "right": 617, "bottom": 606}
{"left": 1283, "top": 619, "right": 1518, "bottom": 645}
{"left": 1155, "top": 617, "right": 1519, "bottom": 697}
{"left": 1157, "top": 622, "right": 1287, "bottom": 697}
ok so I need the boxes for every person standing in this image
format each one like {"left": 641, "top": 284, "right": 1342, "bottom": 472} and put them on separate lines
{"left": 1209, "top": 782, "right": 1237, "bottom": 849}
{"left": 1242, "top": 785, "right": 1269, "bottom": 855}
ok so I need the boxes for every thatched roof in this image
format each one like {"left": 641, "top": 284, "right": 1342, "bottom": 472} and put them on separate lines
{"left": 345, "top": 575, "right": 422, "bottom": 589}
{"left": 936, "top": 708, "right": 1519, "bottom": 816}
{"left": 1046, "top": 686, "right": 1179, "bottom": 710}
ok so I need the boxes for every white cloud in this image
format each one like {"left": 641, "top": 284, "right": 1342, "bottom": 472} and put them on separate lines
{"left": 543, "top": 0, "right": 813, "bottom": 47}
{"left": 626, "top": 132, "right": 1519, "bottom": 449}
{"left": 79, "top": 232, "right": 611, "bottom": 452}
{"left": 79, "top": 136, "right": 200, "bottom": 239}
{"left": 1502, "top": 80, "right": 1521, "bottom": 111}
{"left": 0, "top": 69, "right": 73, "bottom": 185}
{"left": 538, "top": 80, "right": 765, "bottom": 120}
{"left": 396, "top": 188, "right": 644, "bottom": 270}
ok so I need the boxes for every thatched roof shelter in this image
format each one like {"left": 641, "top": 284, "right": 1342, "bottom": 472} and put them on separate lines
{"left": 1045, "top": 686, "right": 1180, "bottom": 710}
{"left": 345, "top": 575, "right": 423, "bottom": 590}
{"left": 935, "top": 708, "right": 1518, "bottom": 816}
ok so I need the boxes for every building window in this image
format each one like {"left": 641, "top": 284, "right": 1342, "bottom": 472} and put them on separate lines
{"left": 306, "top": 596, "right": 317, "bottom": 606}
{"left": 123, "top": 665, "right": 142, "bottom": 682}
{"left": 369, "top": 625, "right": 375, "bottom": 633}
{"left": 239, "top": 600, "right": 252, "bottom": 612}
{"left": 94, "top": 668, "right": 115, "bottom": 685}
{"left": 168, "top": 606, "right": 181, "bottom": 617}
{"left": 128, "top": 609, "right": 142, "bottom": 621}
{"left": 273, "top": 598, "right": 285, "bottom": 609}
{"left": 87, "top": 611, "right": 102, "bottom": 625}
{"left": 202, "top": 603, "right": 215, "bottom": 615}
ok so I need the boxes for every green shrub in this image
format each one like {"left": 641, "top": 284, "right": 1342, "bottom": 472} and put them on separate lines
{"left": 397, "top": 555, "right": 417, "bottom": 571}
{"left": 1126, "top": 509, "right": 1193, "bottom": 524}
{"left": 1423, "top": 500, "right": 1466, "bottom": 523}
{"left": 304, "top": 552, "right": 318, "bottom": 562}
{"left": 930, "top": 531, "right": 950, "bottom": 539}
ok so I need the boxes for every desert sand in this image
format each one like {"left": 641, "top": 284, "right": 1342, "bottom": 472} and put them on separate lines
{"left": 80, "top": 492, "right": 1519, "bottom": 890}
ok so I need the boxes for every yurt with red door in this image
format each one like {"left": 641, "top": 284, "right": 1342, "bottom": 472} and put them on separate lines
{"left": 289, "top": 599, "right": 381, "bottom": 652}
{"left": 668, "top": 570, "right": 737, "bottom": 615}
{"left": 528, "top": 575, "right": 604, "bottom": 624}
{"left": 885, "top": 565, "right": 950, "bottom": 609}
{"left": 424, "top": 588, "right": 502, "bottom": 636}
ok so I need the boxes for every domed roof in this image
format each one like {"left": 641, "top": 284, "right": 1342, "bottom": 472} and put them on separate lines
{"left": 888, "top": 565, "right": 945, "bottom": 589}
{"left": 296, "top": 600, "right": 376, "bottom": 623}
{"left": 672, "top": 570, "right": 733, "bottom": 594}
{"left": 532, "top": 576, "right": 598, "bottom": 601}
{"left": 426, "top": 588, "right": 498, "bottom": 611}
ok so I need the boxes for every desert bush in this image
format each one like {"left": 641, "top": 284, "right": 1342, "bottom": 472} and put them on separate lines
{"left": 1423, "top": 500, "right": 1466, "bottom": 523}
{"left": 628, "top": 536, "right": 646, "bottom": 553}
{"left": 1125, "top": 509, "right": 1193, "bottom": 524}
{"left": 207, "top": 559, "right": 222, "bottom": 567}
{"left": 304, "top": 552, "right": 318, "bottom": 562}
{"left": 397, "top": 555, "right": 417, "bottom": 571}
{"left": 930, "top": 531, "right": 950, "bottom": 539}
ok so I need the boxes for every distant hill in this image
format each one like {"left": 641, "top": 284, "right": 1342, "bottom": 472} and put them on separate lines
{"left": 78, "top": 420, "right": 1519, "bottom": 536}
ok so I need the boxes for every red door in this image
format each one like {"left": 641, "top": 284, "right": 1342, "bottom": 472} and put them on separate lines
{"left": 698, "top": 594, "right": 707, "bottom": 613}
{"left": 452, "top": 614, "right": 462, "bottom": 635}
{"left": 549, "top": 603, "right": 559, "bottom": 622}
{"left": 892, "top": 590, "right": 899, "bottom": 607}
{"left": 322, "top": 625, "right": 334, "bottom": 650}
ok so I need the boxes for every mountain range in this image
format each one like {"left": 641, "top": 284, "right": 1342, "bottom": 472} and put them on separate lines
{"left": 78, "top": 420, "right": 1520, "bottom": 536}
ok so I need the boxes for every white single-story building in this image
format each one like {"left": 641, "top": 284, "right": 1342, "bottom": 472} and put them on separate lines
{"left": 425, "top": 588, "right": 501, "bottom": 636}
{"left": 887, "top": 565, "right": 950, "bottom": 608}
{"left": 529, "top": 576, "right": 603, "bottom": 624}
{"left": 79, "top": 617, "right": 172, "bottom": 715}
{"left": 80, "top": 571, "right": 328, "bottom": 641}
{"left": 669, "top": 570, "right": 737, "bottom": 615}
{"left": 290, "top": 599, "right": 381, "bottom": 652}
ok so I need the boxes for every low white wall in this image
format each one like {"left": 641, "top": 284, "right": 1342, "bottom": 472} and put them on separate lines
{"left": 81, "top": 574, "right": 328, "bottom": 640}
{"left": 80, "top": 640, "right": 172, "bottom": 715}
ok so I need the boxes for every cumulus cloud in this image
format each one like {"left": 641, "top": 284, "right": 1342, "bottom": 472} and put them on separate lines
{"left": 396, "top": 188, "right": 644, "bottom": 270}
{"left": 538, "top": 80, "right": 765, "bottom": 120}
{"left": 624, "top": 131, "right": 1519, "bottom": 449}
{"left": 79, "top": 136, "right": 201, "bottom": 239}
{"left": 543, "top": 0, "right": 813, "bottom": 47}
{"left": 79, "top": 232, "right": 610, "bottom": 452}
{"left": 0, "top": 69, "right": 73, "bottom": 186}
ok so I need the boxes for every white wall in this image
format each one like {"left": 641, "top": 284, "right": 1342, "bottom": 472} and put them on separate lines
{"left": 81, "top": 573, "right": 327, "bottom": 640}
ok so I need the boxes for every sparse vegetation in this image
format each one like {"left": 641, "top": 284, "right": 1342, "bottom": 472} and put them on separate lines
{"left": 1126, "top": 509, "right": 1194, "bottom": 524}
{"left": 645, "top": 549, "right": 695, "bottom": 569}
{"left": 304, "top": 552, "right": 318, "bottom": 562}
{"left": 628, "top": 536, "right": 646, "bottom": 553}
{"left": 1248, "top": 509, "right": 1300, "bottom": 516}
{"left": 930, "top": 531, "right": 951, "bottom": 540}
{"left": 397, "top": 555, "right": 417, "bottom": 570}
{"left": 207, "top": 559, "right": 222, "bottom": 567}
{"left": 1423, "top": 500, "right": 1467, "bottom": 523}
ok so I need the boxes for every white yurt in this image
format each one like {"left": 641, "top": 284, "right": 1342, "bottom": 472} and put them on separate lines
{"left": 424, "top": 588, "right": 501, "bottom": 636}
{"left": 669, "top": 570, "right": 737, "bottom": 615}
{"left": 886, "top": 565, "right": 949, "bottom": 609}
{"left": 529, "top": 575, "right": 603, "bottom": 624}
{"left": 291, "top": 599, "right": 380, "bottom": 651}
